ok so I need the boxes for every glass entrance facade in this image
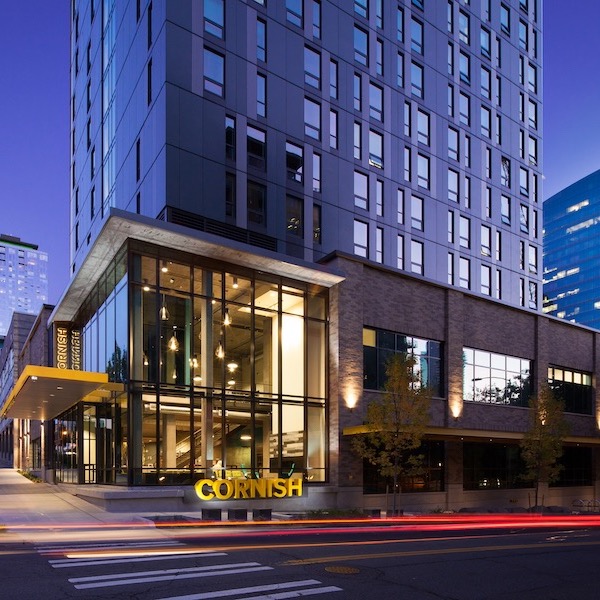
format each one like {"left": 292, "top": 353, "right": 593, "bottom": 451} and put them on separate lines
{"left": 57, "top": 242, "right": 329, "bottom": 485}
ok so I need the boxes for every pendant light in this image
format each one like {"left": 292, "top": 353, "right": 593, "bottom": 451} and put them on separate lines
{"left": 215, "top": 338, "right": 225, "bottom": 359}
{"left": 168, "top": 326, "right": 179, "bottom": 352}
{"left": 223, "top": 308, "right": 231, "bottom": 326}
{"left": 160, "top": 294, "right": 170, "bottom": 321}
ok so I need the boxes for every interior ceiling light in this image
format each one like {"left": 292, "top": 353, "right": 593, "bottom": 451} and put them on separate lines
{"left": 168, "top": 327, "right": 179, "bottom": 352}
{"left": 215, "top": 339, "right": 225, "bottom": 359}
{"left": 143, "top": 279, "right": 150, "bottom": 292}
{"left": 160, "top": 295, "right": 170, "bottom": 321}
{"left": 190, "top": 355, "right": 199, "bottom": 369}
{"left": 227, "top": 361, "right": 238, "bottom": 372}
{"left": 223, "top": 308, "right": 232, "bottom": 326}
{"left": 232, "top": 277, "right": 239, "bottom": 289}
{"left": 161, "top": 261, "right": 169, "bottom": 273}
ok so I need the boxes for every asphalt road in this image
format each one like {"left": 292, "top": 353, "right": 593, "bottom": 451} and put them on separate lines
{"left": 3, "top": 517, "right": 600, "bottom": 599}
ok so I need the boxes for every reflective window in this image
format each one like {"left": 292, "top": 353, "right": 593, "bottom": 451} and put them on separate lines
{"left": 548, "top": 366, "right": 593, "bottom": 415}
{"left": 411, "top": 62, "right": 424, "bottom": 98}
{"left": 354, "top": 26, "right": 368, "bottom": 65}
{"left": 411, "top": 239, "right": 424, "bottom": 274}
{"left": 369, "top": 82, "right": 383, "bottom": 121}
{"left": 286, "top": 142, "right": 303, "bottom": 183}
{"left": 354, "top": 220, "right": 368, "bottom": 257}
{"left": 203, "top": 47, "right": 224, "bottom": 96}
{"left": 354, "top": 171, "right": 369, "bottom": 210}
{"left": 286, "top": 0, "right": 303, "bottom": 27}
{"left": 304, "top": 46, "right": 321, "bottom": 88}
{"left": 369, "top": 130, "right": 383, "bottom": 169}
{"left": 204, "top": 0, "right": 224, "bottom": 38}
{"left": 463, "top": 348, "right": 531, "bottom": 407}
{"left": 304, "top": 97, "right": 320, "bottom": 139}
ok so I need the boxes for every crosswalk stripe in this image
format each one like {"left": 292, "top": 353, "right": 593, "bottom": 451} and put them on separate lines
{"left": 243, "top": 587, "right": 343, "bottom": 599}
{"left": 50, "top": 551, "right": 227, "bottom": 568}
{"left": 71, "top": 565, "right": 273, "bottom": 590}
{"left": 157, "top": 580, "right": 341, "bottom": 600}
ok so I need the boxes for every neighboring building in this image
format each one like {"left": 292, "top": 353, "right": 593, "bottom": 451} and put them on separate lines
{"left": 543, "top": 168, "right": 600, "bottom": 330}
{"left": 8, "top": 1, "right": 600, "bottom": 514}
{"left": 0, "top": 235, "right": 48, "bottom": 338}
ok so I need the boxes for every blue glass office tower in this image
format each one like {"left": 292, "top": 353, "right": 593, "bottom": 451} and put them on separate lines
{"left": 543, "top": 168, "right": 600, "bottom": 329}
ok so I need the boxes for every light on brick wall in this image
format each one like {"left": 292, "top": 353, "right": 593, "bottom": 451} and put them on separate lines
{"left": 450, "top": 398, "right": 463, "bottom": 420}
{"left": 344, "top": 385, "right": 360, "bottom": 411}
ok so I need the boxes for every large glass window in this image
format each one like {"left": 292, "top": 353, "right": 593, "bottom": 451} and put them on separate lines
{"left": 548, "top": 366, "right": 593, "bottom": 415}
{"left": 463, "top": 348, "right": 531, "bottom": 407}
{"left": 363, "top": 327, "right": 443, "bottom": 396}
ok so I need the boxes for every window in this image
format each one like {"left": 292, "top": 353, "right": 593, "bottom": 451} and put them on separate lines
{"left": 369, "top": 82, "right": 383, "bottom": 121}
{"left": 225, "top": 172, "right": 236, "bottom": 218}
{"left": 411, "top": 62, "right": 424, "bottom": 98}
{"left": 247, "top": 126, "right": 266, "bottom": 170}
{"left": 90, "top": 186, "right": 95, "bottom": 218}
{"left": 257, "top": 18, "right": 266, "bottom": 61}
{"left": 417, "top": 110, "right": 429, "bottom": 145}
{"left": 458, "top": 10, "right": 469, "bottom": 44}
{"left": 528, "top": 99, "right": 537, "bottom": 129}
{"left": 312, "top": 153, "right": 321, "bottom": 193}
{"left": 481, "top": 105, "right": 491, "bottom": 138}
{"left": 448, "top": 84, "right": 454, "bottom": 116}
{"left": 330, "top": 60, "right": 338, "bottom": 98}
{"left": 448, "top": 169, "right": 459, "bottom": 202}
{"left": 520, "top": 167, "right": 529, "bottom": 196}
{"left": 225, "top": 115, "right": 236, "bottom": 160}
{"left": 404, "top": 147, "right": 411, "bottom": 181}
{"left": 404, "top": 101, "right": 411, "bottom": 137}
{"left": 376, "top": 0, "right": 383, "bottom": 28}
{"left": 496, "top": 230, "right": 502, "bottom": 261}
{"left": 397, "top": 235, "right": 404, "bottom": 269}
{"left": 519, "top": 20, "right": 528, "bottom": 50}
{"left": 354, "top": 171, "right": 368, "bottom": 210}
{"left": 519, "top": 203, "right": 529, "bottom": 232}
{"left": 354, "top": 26, "right": 368, "bottom": 65}
{"left": 256, "top": 73, "right": 266, "bottom": 117}
{"left": 501, "top": 195, "right": 511, "bottom": 224}
{"left": 313, "top": 203, "right": 322, "bottom": 243}
{"left": 528, "top": 281, "right": 537, "bottom": 309}
{"left": 459, "top": 92, "right": 470, "bottom": 125}
{"left": 304, "top": 97, "right": 320, "bottom": 139}
{"left": 286, "top": 195, "right": 303, "bottom": 237}
{"left": 376, "top": 179, "right": 383, "bottom": 216}
{"left": 463, "top": 348, "right": 531, "bottom": 406}
{"left": 397, "top": 52, "right": 404, "bottom": 87}
{"left": 411, "top": 18, "right": 424, "bottom": 54}
{"left": 481, "top": 265, "right": 491, "bottom": 296}
{"left": 459, "top": 257, "right": 470, "bottom": 289}
{"left": 447, "top": 1, "right": 453, "bottom": 32}
{"left": 448, "top": 42, "right": 454, "bottom": 75}
{"left": 528, "top": 63, "right": 537, "bottom": 94}
{"left": 481, "top": 66, "right": 491, "bottom": 99}
{"left": 459, "top": 215, "right": 470, "bottom": 248}
{"left": 286, "top": 142, "right": 303, "bottom": 183}
{"left": 519, "top": 278, "right": 525, "bottom": 306}
{"left": 528, "top": 245, "right": 537, "bottom": 274}
{"left": 496, "top": 35, "right": 502, "bottom": 67}
{"left": 369, "top": 130, "right": 383, "bottom": 169}
{"left": 532, "top": 209, "right": 538, "bottom": 237}
{"left": 496, "top": 113, "right": 501, "bottom": 145}
{"left": 465, "top": 135, "right": 471, "bottom": 167}
{"left": 500, "top": 4, "right": 510, "bottom": 36}
{"left": 329, "top": 110, "right": 338, "bottom": 149}
{"left": 204, "top": 0, "right": 224, "bottom": 38}
{"left": 464, "top": 175, "right": 471, "bottom": 208}
{"left": 411, "top": 240, "right": 424, "bottom": 275}
{"left": 528, "top": 136, "right": 538, "bottom": 165}
{"left": 354, "top": 0, "right": 368, "bottom": 18}
{"left": 501, "top": 157, "right": 510, "bottom": 187}
{"left": 203, "top": 47, "right": 225, "bottom": 96}
{"left": 354, "top": 220, "right": 368, "bottom": 257}
{"left": 481, "top": 27, "right": 491, "bottom": 58}
{"left": 448, "top": 252, "right": 454, "bottom": 284}
{"left": 459, "top": 51, "right": 470, "bottom": 84}
{"left": 376, "top": 227, "right": 383, "bottom": 263}
{"left": 353, "top": 73, "right": 362, "bottom": 110}
{"left": 313, "top": 0, "right": 321, "bottom": 39}
{"left": 448, "top": 127, "right": 459, "bottom": 161}
{"left": 363, "top": 328, "right": 443, "bottom": 395}
{"left": 548, "top": 367, "right": 593, "bottom": 415}
{"left": 397, "top": 189, "right": 404, "bottom": 224}
{"left": 417, "top": 154, "right": 429, "bottom": 189}
{"left": 304, "top": 47, "right": 320, "bottom": 88}
{"left": 485, "top": 146, "right": 492, "bottom": 178}
{"left": 448, "top": 210, "right": 455, "bottom": 243}
{"left": 481, "top": 225, "right": 491, "bottom": 256}
{"left": 496, "top": 269, "right": 502, "bottom": 299}
{"left": 485, "top": 186, "right": 492, "bottom": 218}
{"left": 286, "top": 0, "right": 303, "bottom": 27}
{"left": 411, "top": 195, "right": 424, "bottom": 230}
{"left": 397, "top": 7, "right": 404, "bottom": 42}
{"left": 376, "top": 38, "right": 384, "bottom": 75}
{"left": 86, "top": 41, "right": 92, "bottom": 73}
{"left": 247, "top": 181, "right": 266, "bottom": 225}
{"left": 354, "top": 122, "right": 362, "bottom": 159}
{"left": 135, "top": 139, "right": 140, "bottom": 180}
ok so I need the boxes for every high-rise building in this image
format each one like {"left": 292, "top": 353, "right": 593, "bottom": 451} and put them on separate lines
{"left": 9, "top": 0, "right": 600, "bottom": 513}
{"left": 0, "top": 235, "right": 48, "bottom": 338}
{"left": 543, "top": 168, "right": 600, "bottom": 330}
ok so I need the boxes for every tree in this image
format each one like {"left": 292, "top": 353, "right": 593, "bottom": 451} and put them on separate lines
{"left": 352, "top": 352, "right": 432, "bottom": 515}
{"left": 520, "top": 383, "right": 570, "bottom": 508}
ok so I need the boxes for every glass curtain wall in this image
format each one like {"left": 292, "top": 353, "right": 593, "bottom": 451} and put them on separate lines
{"left": 128, "top": 246, "right": 328, "bottom": 485}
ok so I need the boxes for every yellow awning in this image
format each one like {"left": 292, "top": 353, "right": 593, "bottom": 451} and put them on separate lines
{"left": 0, "top": 365, "right": 124, "bottom": 421}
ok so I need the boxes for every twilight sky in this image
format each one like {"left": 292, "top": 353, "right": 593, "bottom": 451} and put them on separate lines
{"left": 0, "top": 1, "right": 599, "bottom": 305}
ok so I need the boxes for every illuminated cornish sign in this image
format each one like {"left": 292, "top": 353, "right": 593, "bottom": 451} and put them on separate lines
{"left": 194, "top": 478, "right": 303, "bottom": 501}
{"left": 55, "top": 324, "right": 82, "bottom": 370}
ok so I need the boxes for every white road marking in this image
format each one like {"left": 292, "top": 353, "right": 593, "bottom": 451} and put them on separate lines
{"left": 50, "top": 551, "right": 226, "bottom": 568}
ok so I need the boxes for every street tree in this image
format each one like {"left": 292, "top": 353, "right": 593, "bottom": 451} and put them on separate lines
{"left": 352, "top": 352, "right": 432, "bottom": 514}
{"left": 520, "top": 383, "right": 570, "bottom": 508}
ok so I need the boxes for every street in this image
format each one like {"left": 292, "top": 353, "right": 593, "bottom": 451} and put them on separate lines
{"left": 2, "top": 516, "right": 600, "bottom": 599}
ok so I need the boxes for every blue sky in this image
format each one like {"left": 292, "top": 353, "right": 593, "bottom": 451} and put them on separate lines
{"left": 0, "top": 1, "right": 598, "bottom": 305}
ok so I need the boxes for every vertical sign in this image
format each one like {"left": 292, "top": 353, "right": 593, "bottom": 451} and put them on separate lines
{"left": 55, "top": 324, "right": 82, "bottom": 370}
